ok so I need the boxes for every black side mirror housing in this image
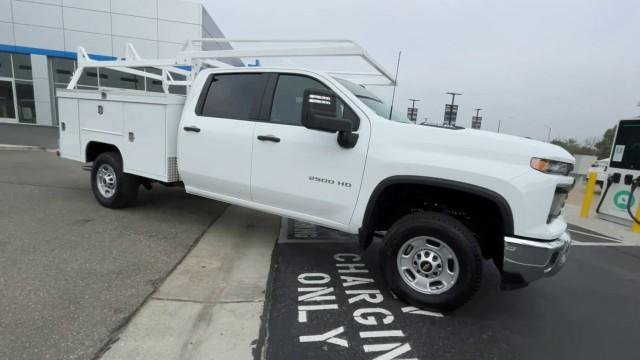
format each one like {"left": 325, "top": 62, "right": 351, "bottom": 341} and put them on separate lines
{"left": 302, "top": 89, "right": 352, "bottom": 133}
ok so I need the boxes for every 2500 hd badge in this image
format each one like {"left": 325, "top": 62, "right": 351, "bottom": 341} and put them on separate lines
{"left": 309, "top": 176, "right": 352, "bottom": 188}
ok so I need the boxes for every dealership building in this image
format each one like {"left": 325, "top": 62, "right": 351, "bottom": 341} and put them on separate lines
{"left": 0, "top": 0, "right": 229, "bottom": 147}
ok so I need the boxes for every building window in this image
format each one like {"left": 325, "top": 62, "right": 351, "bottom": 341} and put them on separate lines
{"left": 0, "top": 80, "right": 16, "bottom": 119}
{"left": 12, "top": 54, "right": 33, "bottom": 81}
{"left": 145, "top": 67, "right": 165, "bottom": 93}
{"left": 12, "top": 55, "right": 36, "bottom": 123}
{"left": 0, "top": 52, "right": 36, "bottom": 124}
{"left": 49, "top": 57, "right": 78, "bottom": 126}
{"left": 0, "top": 53, "right": 12, "bottom": 78}
{"left": 99, "top": 67, "right": 144, "bottom": 90}
{"left": 79, "top": 67, "right": 99, "bottom": 88}
{"left": 61, "top": 62, "right": 187, "bottom": 94}
{"left": 15, "top": 80, "right": 36, "bottom": 124}
{"left": 51, "top": 58, "right": 75, "bottom": 84}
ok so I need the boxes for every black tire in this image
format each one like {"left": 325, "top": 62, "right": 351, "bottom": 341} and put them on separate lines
{"left": 91, "top": 152, "right": 139, "bottom": 209}
{"left": 380, "top": 212, "right": 482, "bottom": 313}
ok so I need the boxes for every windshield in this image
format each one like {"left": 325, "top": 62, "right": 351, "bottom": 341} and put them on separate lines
{"left": 334, "top": 78, "right": 410, "bottom": 123}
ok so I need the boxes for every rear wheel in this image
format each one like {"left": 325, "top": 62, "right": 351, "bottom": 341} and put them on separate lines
{"left": 381, "top": 212, "right": 482, "bottom": 312}
{"left": 91, "top": 152, "right": 139, "bottom": 209}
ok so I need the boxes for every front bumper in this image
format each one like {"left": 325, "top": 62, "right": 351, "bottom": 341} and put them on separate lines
{"left": 502, "top": 231, "right": 571, "bottom": 285}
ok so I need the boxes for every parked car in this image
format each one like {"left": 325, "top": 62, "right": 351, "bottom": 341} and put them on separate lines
{"left": 57, "top": 40, "right": 574, "bottom": 312}
{"left": 590, "top": 158, "right": 609, "bottom": 188}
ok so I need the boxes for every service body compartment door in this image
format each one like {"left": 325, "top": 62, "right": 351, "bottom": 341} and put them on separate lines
{"left": 78, "top": 100, "right": 124, "bottom": 134}
{"left": 58, "top": 98, "right": 82, "bottom": 161}
{"left": 122, "top": 103, "right": 167, "bottom": 179}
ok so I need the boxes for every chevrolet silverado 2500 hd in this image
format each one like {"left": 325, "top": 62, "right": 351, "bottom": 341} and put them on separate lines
{"left": 57, "top": 40, "right": 574, "bottom": 311}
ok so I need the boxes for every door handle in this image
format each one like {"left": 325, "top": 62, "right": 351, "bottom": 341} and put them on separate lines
{"left": 257, "top": 135, "right": 280, "bottom": 143}
{"left": 183, "top": 126, "right": 201, "bottom": 133}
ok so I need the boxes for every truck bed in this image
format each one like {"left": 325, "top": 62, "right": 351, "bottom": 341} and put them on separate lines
{"left": 57, "top": 89, "right": 185, "bottom": 183}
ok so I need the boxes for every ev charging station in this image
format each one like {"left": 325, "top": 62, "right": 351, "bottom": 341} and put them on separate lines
{"left": 596, "top": 118, "right": 640, "bottom": 227}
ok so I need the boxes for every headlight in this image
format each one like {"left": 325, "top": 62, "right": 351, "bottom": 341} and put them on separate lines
{"left": 530, "top": 158, "right": 573, "bottom": 175}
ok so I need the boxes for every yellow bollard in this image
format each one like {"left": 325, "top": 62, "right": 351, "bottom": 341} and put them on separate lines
{"left": 632, "top": 202, "right": 640, "bottom": 233}
{"left": 580, "top": 171, "right": 598, "bottom": 218}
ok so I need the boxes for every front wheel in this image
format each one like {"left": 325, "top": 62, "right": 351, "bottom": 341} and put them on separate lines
{"left": 91, "top": 152, "right": 139, "bottom": 209}
{"left": 381, "top": 212, "right": 482, "bottom": 313}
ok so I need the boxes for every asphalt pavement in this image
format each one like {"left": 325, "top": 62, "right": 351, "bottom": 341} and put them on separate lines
{"left": 0, "top": 150, "right": 227, "bottom": 360}
{"left": 3, "top": 150, "right": 640, "bottom": 360}
{"left": 264, "top": 219, "right": 640, "bottom": 360}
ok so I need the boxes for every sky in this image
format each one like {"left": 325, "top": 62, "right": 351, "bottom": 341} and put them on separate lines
{"left": 200, "top": 0, "right": 640, "bottom": 142}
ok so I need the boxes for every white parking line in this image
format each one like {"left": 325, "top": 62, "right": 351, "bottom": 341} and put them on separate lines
{"left": 571, "top": 242, "right": 640, "bottom": 247}
{"left": 279, "top": 238, "right": 359, "bottom": 244}
{"left": 568, "top": 229, "right": 623, "bottom": 242}
{"left": 401, "top": 306, "right": 444, "bottom": 318}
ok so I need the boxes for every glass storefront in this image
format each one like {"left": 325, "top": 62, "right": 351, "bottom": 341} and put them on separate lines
{"left": 0, "top": 52, "right": 37, "bottom": 124}
{"left": 1, "top": 51, "right": 187, "bottom": 126}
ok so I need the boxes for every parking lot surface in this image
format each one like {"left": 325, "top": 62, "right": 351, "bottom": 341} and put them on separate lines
{"left": 264, "top": 219, "right": 640, "bottom": 360}
{"left": 0, "top": 151, "right": 226, "bottom": 360}
{"left": 3, "top": 150, "right": 640, "bottom": 360}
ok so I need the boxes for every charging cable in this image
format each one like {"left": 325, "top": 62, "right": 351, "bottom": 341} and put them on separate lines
{"left": 628, "top": 176, "right": 640, "bottom": 225}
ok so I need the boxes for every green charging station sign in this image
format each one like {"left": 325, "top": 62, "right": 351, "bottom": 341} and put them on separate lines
{"left": 613, "top": 190, "right": 636, "bottom": 211}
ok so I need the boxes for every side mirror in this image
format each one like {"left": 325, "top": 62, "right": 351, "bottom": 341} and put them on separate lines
{"left": 302, "top": 89, "right": 352, "bottom": 133}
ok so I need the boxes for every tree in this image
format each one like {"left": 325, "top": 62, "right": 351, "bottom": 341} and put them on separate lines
{"left": 551, "top": 125, "right": 617, "bottom": 158}
{"left": 594, "top": 125, "right": 616, "bottom": 159}
{"left": 551, "top": 138, "right": 597, "bottom": 156}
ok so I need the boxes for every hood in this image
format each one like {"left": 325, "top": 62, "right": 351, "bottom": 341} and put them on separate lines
{"left": 379, "top": 121, "right": 575, "bottom": 167}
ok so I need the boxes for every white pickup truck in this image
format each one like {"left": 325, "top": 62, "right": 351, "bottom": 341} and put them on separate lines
{"left": 58, "top": 40, "right": 574, "bottom": 312}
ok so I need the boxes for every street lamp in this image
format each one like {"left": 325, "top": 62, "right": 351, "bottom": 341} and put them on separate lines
{"left": 407, "top": 98, "right": 420, "bottom": 122}
{"left": 445, "top": 92, "right": 461, "bottom": 126}
{"left": 543, "top": 124, "right": 551, "bottom": 142}
{"left": 472, "top": 108, "right": 482, "bottom": 129}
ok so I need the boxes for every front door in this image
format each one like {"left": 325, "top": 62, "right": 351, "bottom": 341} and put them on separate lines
{"left": 251, "top": 73, "right": 369, "bottom": 227}
{"left": 178, "top": 72, "right": 269, "bottom": 202}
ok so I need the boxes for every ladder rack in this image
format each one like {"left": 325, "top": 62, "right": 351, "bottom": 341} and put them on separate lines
{"left": 67, "top": 39, "right": 396, "bottom": 93}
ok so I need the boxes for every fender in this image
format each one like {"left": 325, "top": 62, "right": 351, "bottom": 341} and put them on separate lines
{"left": 358, "top": 175, "right": 515, "bottom": 249}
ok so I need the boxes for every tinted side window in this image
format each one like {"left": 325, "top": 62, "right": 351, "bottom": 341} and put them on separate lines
{"left": 269, "top": 74, "right": 359, "bottom": 129}
{"left": 199, "top": 73, "right": 266, "bottom": 120}
{"left": 270, "top": 75, "right": 327, "bottom": 126}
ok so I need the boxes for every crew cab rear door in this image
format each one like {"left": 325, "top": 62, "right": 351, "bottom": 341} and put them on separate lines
{"left": 250, "top": 73, "right": 369, "bottom": 226}
{"left": 178, "top": 72, "right": 269, "bottom": 201}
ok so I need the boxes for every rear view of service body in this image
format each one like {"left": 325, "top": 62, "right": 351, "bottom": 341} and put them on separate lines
{"left": 58, "top": 39, "right": 574, "bottom": 311}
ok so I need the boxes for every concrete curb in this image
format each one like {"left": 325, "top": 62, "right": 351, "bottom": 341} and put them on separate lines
{"left": 0, "top": 144, "right": 60, "bottom": 154}
{"left": 0, "top": 144, "right": 47, "bottom": 151}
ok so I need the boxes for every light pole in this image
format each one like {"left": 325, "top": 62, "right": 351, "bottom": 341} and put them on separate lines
{"left": 543, "top": 124, "right": 551, "bottom": 142}
{"left": 388, "top": 51, "right": 402, "bottom": 120}
{"left": 445, "top": 92, "right": 461, "bottom": 126}
{"left": 472, "top": 108, "right": 482, "bottom": 129}
{"left": 407, "top": 98, "right": 420, "bottom": 122}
